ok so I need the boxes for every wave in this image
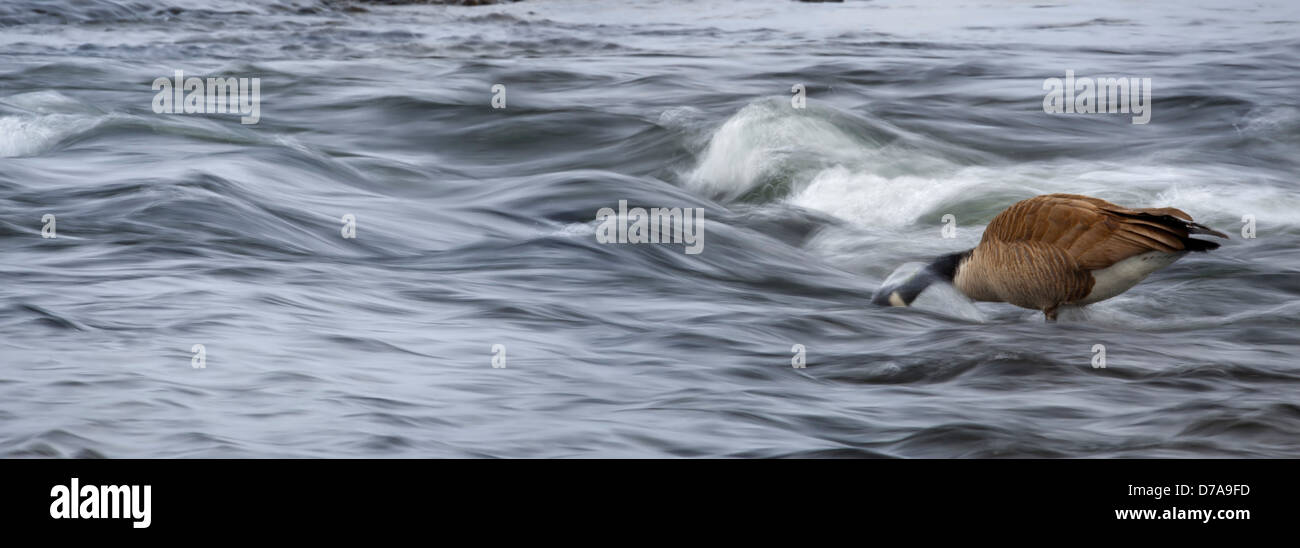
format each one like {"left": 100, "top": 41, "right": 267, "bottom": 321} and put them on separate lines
{"left": 0, "top": 91, "right": 111, "bottom": 158}
{"left": 682, "top": 98, "right": 1300, "bottom": 237}
{"left": 684, "top": 98, "right": 881, "bottom": 202}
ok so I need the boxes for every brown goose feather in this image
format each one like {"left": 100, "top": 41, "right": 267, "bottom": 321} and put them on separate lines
{"left": 953, "top": 193, "right": 1227, "bottom": 318}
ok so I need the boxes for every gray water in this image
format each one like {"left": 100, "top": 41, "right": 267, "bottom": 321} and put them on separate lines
{"left": 2, "top": 0, "right": 1298, "bottom": 458}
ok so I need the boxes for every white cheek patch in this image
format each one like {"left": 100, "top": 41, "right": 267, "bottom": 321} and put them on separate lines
{"left": 889, "top": 292, "right": 906, "bottom": 307}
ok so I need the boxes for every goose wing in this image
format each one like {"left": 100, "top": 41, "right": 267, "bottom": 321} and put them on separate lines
{"left": 981, "top": 193, "right": 1227, "bottom": 271}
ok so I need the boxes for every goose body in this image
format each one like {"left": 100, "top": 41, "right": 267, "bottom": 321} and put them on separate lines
{"left": 873, "top": 193, "right": 1228, "bottom": 320}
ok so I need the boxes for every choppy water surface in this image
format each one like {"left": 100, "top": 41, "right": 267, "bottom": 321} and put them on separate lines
{"left": 2, "top": 0, "right": 1298, "bottom": 457}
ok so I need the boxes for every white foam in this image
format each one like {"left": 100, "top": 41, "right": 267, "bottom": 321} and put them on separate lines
{"left": 1036, "top": 162, "right": 1300, "bottom": 228}
{"left": 685, "top": 99, "right": 868, "bottom": 201}
{"left": 0, "top": 115, "right": 90, "bottom": 158}
{"left": 685, "top": 98, "right": 1035, "bottom": 230}
{"left": 789, "top": 165, "right": 1005, "bottom": 228}
{"left": 686, "top": 99, "right": 1292, "bottom": 245}
{"left": 0, "top": 91, "right": 104, "bottom": 158}
{"left": 1153, "top": 184, "right": 1299, "bottom": 228}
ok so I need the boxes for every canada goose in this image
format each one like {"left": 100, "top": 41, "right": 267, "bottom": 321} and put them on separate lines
{"left": 872, "top": 193, "right": 1228, "bottom": 321}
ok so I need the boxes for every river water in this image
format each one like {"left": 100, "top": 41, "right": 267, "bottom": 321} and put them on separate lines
{"left": 1, "top": 0, "right": 1298, "bottom": 457}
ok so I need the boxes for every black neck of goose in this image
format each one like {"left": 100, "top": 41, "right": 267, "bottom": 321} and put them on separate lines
{"left": 927, "top": 249, "right": 973, "bottom": 282}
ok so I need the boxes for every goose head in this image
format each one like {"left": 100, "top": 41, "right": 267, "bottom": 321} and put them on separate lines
{"left": 871, "top": 249, "right": 972, "bottom": 307}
